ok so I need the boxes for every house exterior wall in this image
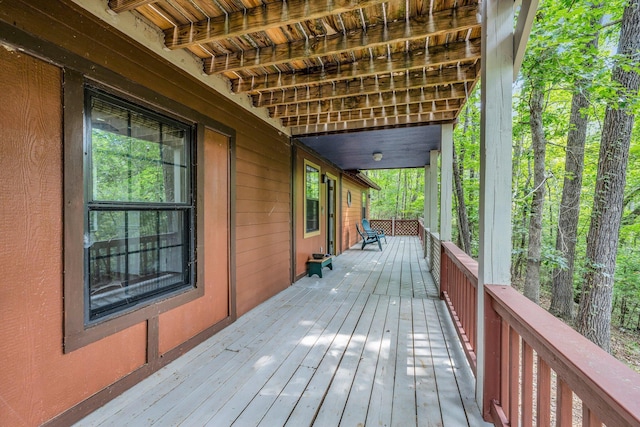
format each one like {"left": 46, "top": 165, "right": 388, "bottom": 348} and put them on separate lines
{"left": 341, "top": 180, "right": 368, "bottom": 250}
{"left": 158, "top": 128, "right": 231, "bottom": 354}
{"left": 236, "top": 134, "right": 292, "bottom": 315}
{"left": 292, "top": 143, "right": 373, "bottom": 279}
{"left": 0, "top": 1, "right": 291, "bottom": 425}
{"left": 293, "top": 146, "right": 344, "bottom": 279}
{"left": 0, "top": 45, "right": 150, "bottom": 427}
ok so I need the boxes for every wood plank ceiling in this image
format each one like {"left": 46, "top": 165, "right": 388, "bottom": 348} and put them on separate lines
{"left": 107, "top": 0, "right": 481, "bottom": 137}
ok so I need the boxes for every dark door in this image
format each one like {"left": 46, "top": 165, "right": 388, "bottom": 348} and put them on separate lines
{"left": 327, "top": 177, "right": 336, "bottom": 254}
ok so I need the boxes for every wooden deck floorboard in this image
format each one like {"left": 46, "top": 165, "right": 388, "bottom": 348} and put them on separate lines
{"left": 76, "top": 237, "right": 490, "bottom": 427}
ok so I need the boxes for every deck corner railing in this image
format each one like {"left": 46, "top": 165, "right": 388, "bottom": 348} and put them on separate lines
{"left": 369, "top": 218, "right": 420, "bottom": 236}
{"left": 440, "top": 241, "right": 478, "bottom": 373}
{"left": 415, "top": 219, "right": 441, "bottom": 286}
{"left": 440, "top": 241, "right": 640, "bottom": 427}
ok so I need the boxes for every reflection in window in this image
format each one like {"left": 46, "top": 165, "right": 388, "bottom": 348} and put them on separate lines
{"left": 305, "top": 163, "right": 320, "bottom": 233}
{"left": 86, "top": 89, "right": 194, "bottom": 321}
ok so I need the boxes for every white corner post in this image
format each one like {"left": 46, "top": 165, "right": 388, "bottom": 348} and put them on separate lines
{"left": 476, "top": 0, "right": 514, "bottom": 413}
{"left": 424, "top": 164, "right": 430, "bottom": 228}
{"left": 440, "top": 123, "right": 453, "bottom": 242}
{"left": 423, "top": 164, "right": 430, "bottom": 257}
{"left": 428, "top": 150, "right": 439, "bottom": 234}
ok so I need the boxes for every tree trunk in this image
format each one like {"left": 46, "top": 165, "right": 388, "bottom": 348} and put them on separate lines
{"left": 512, "top": 134, "right": 531, "bottom": 281}
{"left": 576, "top": 0, "right": 640, "bottom": 352}
{"left": 403, "top": 169, "right": 408, "bottom": 218}
{"left": 453, "top": 141, "right": 471, "bottom": 255}
{"left": 524, "top": 86, "right": 547, "bottom": 304}
{"left": 394, "top": 169, "right": 401, "bottom": 218}
{"left": 549, "top": 30, "right": 600, "bottom": 320}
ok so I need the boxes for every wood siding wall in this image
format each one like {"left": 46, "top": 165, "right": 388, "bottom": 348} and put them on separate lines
{"left": 0, "top": 46, "right": 146, "bottom": 426}
{"left": 293, "top": 148, "right": 343, "bottom": 278}
{"left": 342, "top": 181, "right": 368, "bottom": 250}
{"left": 158, "top": 129, "right": 231, "bottom": 354}
{"left": 0, "top": 1, "right": 291, "bottom": 425}
{"left": 236, "top": 131, "right": 292, "bottom": 315}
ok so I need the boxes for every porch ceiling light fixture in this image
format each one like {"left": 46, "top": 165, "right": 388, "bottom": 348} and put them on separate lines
{"left": 372, "top": 152, "right": 383, "bottom": 161}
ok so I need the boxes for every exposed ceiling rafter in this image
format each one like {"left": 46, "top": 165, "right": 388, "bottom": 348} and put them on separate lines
{"left": 163, "top": 0, "right": 389, "bottom": 49}
{"left": 205, "top": 5, "right": 480, "bottom": 75}
{"left": 232, "top": 38, "right": 481, "bottom": 93}
{"left": 107, "top": 0, "right": 483, "bottom": 135}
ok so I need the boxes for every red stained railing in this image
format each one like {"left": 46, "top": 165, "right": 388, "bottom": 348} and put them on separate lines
{"left": 417, "top": 218, "right": 425, "bottom": 246}
{"left": 441, "top": 242, "right": 640, "bottom": 427}
{"left": 420, "top": 223, "right": 440, "bottom": 285}
{"left": 440, "top": 241, "right": 478, "bottom": 373}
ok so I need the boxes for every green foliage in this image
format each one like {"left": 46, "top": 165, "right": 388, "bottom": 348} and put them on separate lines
{"left": 368, "top": 0, "right": 640, "bottom": 333}
{"left": 368, "top": 169, "right": 424, "bottom": 219}
{"left": 514, "top": 0, "right": 639, "bottom": 331}
{"left": 92, "top": 129, "right": 176, "bottom": 203}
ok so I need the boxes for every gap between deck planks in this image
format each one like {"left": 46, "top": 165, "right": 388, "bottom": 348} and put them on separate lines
{"left": 75, "top": 237, "right": 489, "bottom": 427}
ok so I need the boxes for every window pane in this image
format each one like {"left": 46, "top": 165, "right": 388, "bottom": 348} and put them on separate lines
{"left": 87, "top": 209, "right": 190, "bottom": 320}
{"left": 306, "top": 199, "right": 319, "bottom": 233}
{"left": 305, "top": 164, "right": 320, "bottom": 233}
{"left": 90, "top": 97, "right": 189, "bottom": 203}
{"left": 306, "top": 165, "right": 319, "bottom": 200}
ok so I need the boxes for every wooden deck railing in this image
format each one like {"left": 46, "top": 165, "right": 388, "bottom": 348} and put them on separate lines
{"left": 440, "top": 241, "right": 640, "bottom": 427}
{"left": 369, "top": 218, "right": 420, "bottom": 236}
{"left": 416, "top": 218, "right": 441, "bottom": 285}
{"left": 440, "top": 242, "right": 478, "bottom": 372}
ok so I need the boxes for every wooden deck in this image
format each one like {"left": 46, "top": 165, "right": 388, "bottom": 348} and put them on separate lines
{"left": 76, "top": 237, "right": 490, "bottom": 427}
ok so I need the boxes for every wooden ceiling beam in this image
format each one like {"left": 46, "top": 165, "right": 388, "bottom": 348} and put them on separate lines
{"left": 232, "top": 38, "right": 481, "bottom": 93}
{"left": 164, "top": 0, "right": 388, "bottom": 49}
{"left": 289, "top": 111, "right": 457, "bottom": 135}
{"left": 269, "top": 84, "right": 467, "bottom": 118}
{"left": 251, "top": 62, "right": 479, "bottom": 107}
{"left": 204, "top": 5, "right": 480, "bottom": 75}
{"left": 108, "top": 0, "right": 156, "bottom": 13}
{"left": 280, "top": 100, "right": 462, "bottom": 126}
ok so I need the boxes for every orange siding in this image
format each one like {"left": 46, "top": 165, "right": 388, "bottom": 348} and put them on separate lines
{"left": 236, "top": 257, "right": 292, "bottom": 311}
{"left": 293, "top": 148, "right": 344, "bottom": 278}
{"left": 341, "top": 179, "right": 368, "bottom": 250}
{"left": 235, "top": 133, "right": 292, "bottom": 316}
{"left": 0, "top": 2, "right": 294, "bottom": 423}
{"left": 158, "top": 129, "right": 230, "bottom": 354}
{"left": 0, "top": 48, "right": 147, "bottom": 426}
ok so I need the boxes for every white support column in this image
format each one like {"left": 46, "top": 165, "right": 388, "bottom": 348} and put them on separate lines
{"left": 423, "top": 164, "right": 430, "bottom": 258}
{"left": 424, "top": 164, "right": 430, "bottom": 229}
{"left": 477, "top": 0, "right": 514, "bottom": 410}
{"left": 440, "top": 123, "right": 453, "bottom": 242}
{"left": 428, "top": 150, "right": 439, "bottom": 234}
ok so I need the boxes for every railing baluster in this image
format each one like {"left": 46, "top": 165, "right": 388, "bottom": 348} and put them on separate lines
{"left": 500, "top": 320, "right": 511, "bottom": 421}
{"left": 509, "top": 327, "right": 520, "bottom": 424}
{"left": 582, "top": 405, "right": 603, "bottom": 427}
{"left": 440, "top": 242, "right": 640, "bottom": 427}
{"left": 522, "top": 342, "right": 534, "bottom": 427}
{"left": 556, "top": 378, "right": 573, "bottom": 427}
{"left": 537, "top": 357, "right": 551, "bottom": 427}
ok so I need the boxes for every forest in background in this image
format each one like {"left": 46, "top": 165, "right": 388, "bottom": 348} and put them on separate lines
{"left": 368, "top": 0, "right": 639, "bottom": 359}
